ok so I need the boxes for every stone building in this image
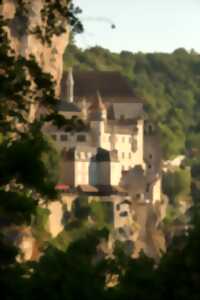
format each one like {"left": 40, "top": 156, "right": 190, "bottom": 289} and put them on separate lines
{"left": 44, "top": 69, "right": 155, "bottom": 190}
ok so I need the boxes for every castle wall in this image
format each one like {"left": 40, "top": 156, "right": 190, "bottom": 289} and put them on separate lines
{"left": 90, "top": 120, "right": 105, "bottom": 147}
{"left": 75, "top": 161, "right": 90, "bottom": 186}
{"left": 110, "top": 161, "right": 122, "bottom": 186}
{"left": 49, "top": 131, "right": 90, "bottom": 151}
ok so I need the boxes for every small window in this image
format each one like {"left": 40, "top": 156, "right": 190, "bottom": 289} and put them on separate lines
{"left": 120, "top": 211, "right": 128, "bottom": 217}
{"left": 51, "top": 134, "right": 57, "bottom": 140}
{"left": 149, "top": 154, "right": 153, "bottom": 159}
{"left": 122, "top": 136, "right": 125, "bottom": 143}
{"left": 116, "top": 204, "right": 120, "bottom": 211}
{"left": 122, "top": 152, "right": 125, "bottom": 159}
{"left": 129, "top": 153, "right": 132, "bottom": 159}
{"left": 77, "top": 135, "right": 86, "bottom": 142}
{"left": 148, "top": 164, "right": 152, "bottom": 169}
{"left": 60, "top": 134, "right": 68, "bottom": 141}
{"left": 146, "top": 184, "right": 150, "bottom": 193}
{"left": 129, "top": 137, "right": 132, "bottom": 143}
{"left": 149, "top": 125, "right": 153, "bottom": 134}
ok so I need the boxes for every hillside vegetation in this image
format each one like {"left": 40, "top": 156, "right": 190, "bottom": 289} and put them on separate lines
{"left": 64, "top": 45, "right": 200, "bottom": 159}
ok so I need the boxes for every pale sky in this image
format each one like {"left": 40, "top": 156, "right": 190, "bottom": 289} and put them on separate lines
{"left": 74, "top": 0, "right": 200, "bottom": 53}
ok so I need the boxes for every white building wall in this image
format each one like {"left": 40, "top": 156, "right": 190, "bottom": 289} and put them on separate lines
{"left": 90, "top": 121, "right": 105, "bottom": 148}
{"left": 74, "top": 161, "right": 90, "bottom": 186}
{"left": 100, "top": 120, "right": 144, "bottom": 171}
{"left": 110, "top": 161, "right": 122, "bottom": 186}
{"left": 48, "top": 131, "right": 90, "bottom": 151}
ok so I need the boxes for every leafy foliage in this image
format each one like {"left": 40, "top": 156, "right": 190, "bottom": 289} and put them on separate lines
{"left": 0, "top": 1, "right": 84, "bottom": 271}
{"left": 163, "top": 168, "right": 191, "bottom": 204}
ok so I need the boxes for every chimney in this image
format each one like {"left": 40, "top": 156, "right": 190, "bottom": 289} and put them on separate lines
{"left": 66, "top": 67, "right": 74, "bottom": 102}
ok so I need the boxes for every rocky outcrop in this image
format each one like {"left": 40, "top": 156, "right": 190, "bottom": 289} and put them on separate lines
{"left": 0, "top": 0, "right": 70, "bottom": 261}
{"left": 1, "top": 0, "right": 70, "bottom": 96}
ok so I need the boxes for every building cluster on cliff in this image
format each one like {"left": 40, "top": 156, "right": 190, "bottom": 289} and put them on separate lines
{"left": 38, "top": 68, "right": 164, "bottom": 255}
{"left": 43, "top": 69, "right": 162, "bottom": 206}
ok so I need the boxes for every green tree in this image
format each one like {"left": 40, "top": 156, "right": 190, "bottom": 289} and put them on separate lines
{"left": 163, "top": 168, "right": 191, "bottom": 203}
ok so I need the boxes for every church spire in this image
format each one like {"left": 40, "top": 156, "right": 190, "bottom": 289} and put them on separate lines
{"left": 66, "top": 67, "right": 74, "bottom": 103}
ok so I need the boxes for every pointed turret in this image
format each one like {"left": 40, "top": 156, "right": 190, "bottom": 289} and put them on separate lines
{"left": 89, "top": 91, "right": 107, "bottom": 120}
{"left": 90, "top": 91, "right": 106, "bottom": 112}
{"left": 66, "top": 67, "right": 74, "bottom": 103}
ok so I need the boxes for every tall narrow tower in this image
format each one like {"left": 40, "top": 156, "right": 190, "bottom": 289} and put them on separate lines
{"left": 90, "top": 91, "right": 107, "bottom": 148}
{"left": 66, "top": 67, "right": 74, "bottom": 103}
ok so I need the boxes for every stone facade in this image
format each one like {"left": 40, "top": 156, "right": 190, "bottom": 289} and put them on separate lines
{"left": 45, "top": 69, "right": 152, "bottom": 188}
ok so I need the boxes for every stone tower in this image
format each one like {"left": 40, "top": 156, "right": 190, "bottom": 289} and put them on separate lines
{"left": 66, "top": 68, "right": 74, "bottom": 103}
{"left": 90, "top": 91, "right": 107, "bottom": 148}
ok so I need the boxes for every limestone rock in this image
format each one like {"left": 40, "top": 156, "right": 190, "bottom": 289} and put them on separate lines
{"left": 1, "top": 0, "right": 70, "bottom": 96}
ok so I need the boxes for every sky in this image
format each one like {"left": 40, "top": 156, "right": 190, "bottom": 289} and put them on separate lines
{"left": 73, "top": 0, "right": 200, "bottom": 53}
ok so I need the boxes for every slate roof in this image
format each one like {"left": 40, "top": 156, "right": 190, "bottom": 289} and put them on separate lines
{"left": 77, "top": 185, "right": 127, "bottom": 196}
{"left": 93, "top": 148, "right": 119, "bottom": 162}
{"left": 57, "top": 101, "right": 81, "bottom": 112}
{"left": 61, "top": 70, "right": 141, "bottom": 103}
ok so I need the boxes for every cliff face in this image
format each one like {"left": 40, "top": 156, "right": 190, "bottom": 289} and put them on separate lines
{"left": 1, "top": 0, "right": 70, "bottom": 96}
{"left": 0, "top": 0, "right": 70, "bottom": 261}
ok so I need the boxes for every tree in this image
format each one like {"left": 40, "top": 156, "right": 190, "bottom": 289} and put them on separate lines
{"left": 163, "top": 168, "right": 191, "bottom": 204}
{"left": 0, "top": 3, "right": 84, "bottom": 295}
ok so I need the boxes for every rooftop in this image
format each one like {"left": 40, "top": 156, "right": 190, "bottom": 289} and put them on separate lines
{"left": 56, "top": 101, "right": 81, "bottom": 112}
{"left": 61, "top": 70, "right": 141, "bottom": 103}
